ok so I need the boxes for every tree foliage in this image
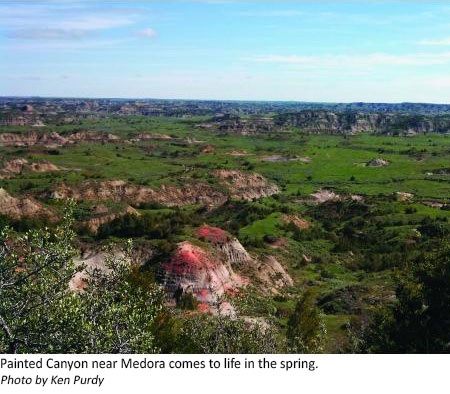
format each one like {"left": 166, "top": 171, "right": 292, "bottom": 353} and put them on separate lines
{"left": 0, "top": 204, "right": 164, "bottom": 353}
{"left": 361, "top": 241, "right": 450, "bottom": 353}
{"left": 176, "top": 312, "right": 281, "bottom": 354}
{"left": 0, "top": 205, "right": 79, "bottom": 353}
{"left": 286, "top": 290, "right": 327, "bottom": 353}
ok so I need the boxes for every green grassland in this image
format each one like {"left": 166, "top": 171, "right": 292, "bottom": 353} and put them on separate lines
{"left": 2, "top": 118, "right": 448, "bottom": 199}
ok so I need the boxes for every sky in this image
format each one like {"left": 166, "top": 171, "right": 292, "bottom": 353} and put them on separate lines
{"left": 1, "top": 1, "right": 450, "bottom": 103}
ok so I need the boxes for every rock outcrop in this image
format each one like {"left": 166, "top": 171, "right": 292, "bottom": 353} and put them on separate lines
{"left": 310, "top": 189, "right": 340, "bottom": 204}
{"left": 160, "top": 240, "right": 247, "bottom": 310}
{"left": 202, "top": 111, "right": 450, "bottom": 135}
{"left": 50, "top": 171, "right": 278, "bottom": 208}
{"left": 213, "top": 170, "right": 279, "bottom": 200}
{"left": 262, "top": 155, "right": 309, "bottom": 163}
{"left": 200, "top": 225, "right": 293, "bottom": 295}
{"left": 0, "top": 188, "right": 55, "bottom": 220}
{"left": 366, "top": 158, "right": 389, "bottom": 167}
{"left": 50, "top": 180, "right": 228, "bottom": 208}
{"left": 274, "top": 111, "right": 450, "bottom": 134}
{"left": 69, "top": 245, "right": 152, "bottom": 291}
{"left": 201, "top": 145, "right": 215, "bottom": 153}
{"left": 67, "top": 131, "right": 120, "bottom": 143}
{"left": 283, "top": 215, "right": 310, "bottom": 229}
{"left": 0, "top": 131, "right": 121, "bottom": 147}
{"left": 396, "top": 192, "right": 414, "bottom": 201}
{"left": 158, "top": 225, "right": 293, "bottom": 311}
{"left": 215, "top": 116, "right": 277, "bottom": 135}
{"left": 225, "top": 150, "right": 247, "bottom": 156}
{"left": 134, "top": 133, "right": 172, "bottom": 140}
{"left": 0, "top": 132, "right": 67, "bottom": 147}
{"left": 253, "top": 255, "right": 294, "bottom": 290}
{"left": 1, "top": 158, "right": 60, "bottom": 174}
{"left": 219, "top": 238, "right": 253, "bottom": 266}
{"left": 82, "top": 204, "right": 140, "bottom": 234}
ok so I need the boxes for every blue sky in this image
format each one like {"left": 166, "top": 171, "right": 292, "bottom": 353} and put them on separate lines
{"left": 2, "top": 1, "right": 450, "bottom": 102}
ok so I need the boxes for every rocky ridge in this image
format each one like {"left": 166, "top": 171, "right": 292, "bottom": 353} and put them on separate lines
{"left": 50, "top": 171, "right": 279, "bottom": 208}
{"left": 1, "top": 158, "right": 60, "bottom": 174}
{"left": 274, "top": 111, "right": 450, "bottom": 134}
{"left": 81, "top": 204, "right": 140, "bottom": 234}
{"left": 204, "top": 111, "right": 450, "bottom": 135}
{"left": 213, "top": 170, "right": 279, "bottom": 200}
{"left": 0, "top": 188, "right": 55, "bottom": 220}
{"left": 0, "top": 131, "right": 121, "bottom": 147}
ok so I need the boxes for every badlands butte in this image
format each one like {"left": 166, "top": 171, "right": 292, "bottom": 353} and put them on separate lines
{"left": 0, "top": 98, "right": 449, "bottom": 351}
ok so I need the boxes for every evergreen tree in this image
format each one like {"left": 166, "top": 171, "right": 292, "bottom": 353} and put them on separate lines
{"left": 286, "top": 290, "right": 327, "bottom": 353}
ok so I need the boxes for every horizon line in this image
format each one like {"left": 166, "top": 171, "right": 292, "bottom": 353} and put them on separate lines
{"left": 1, "top": 95, "right": 450, "bottom": 106}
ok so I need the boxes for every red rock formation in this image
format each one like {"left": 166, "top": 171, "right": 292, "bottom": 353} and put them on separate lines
{"left": 160, "top": 241, "right": 246, "bottom": 306}
{"left": 197, "top": 225, "right": 229, "bottom": 244}
{"left": 160, "top": 225, "right": 293, "bottom": 310}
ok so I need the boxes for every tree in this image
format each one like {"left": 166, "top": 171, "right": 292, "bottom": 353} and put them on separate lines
{"left": 361, "top": 242, "right": 450, "bottom": 353}
{"left": 0, "top": 204, "right": 80, "bottom": 353}
{"left": 176, "top": 311, "right": 281, "bottom": 354}
{"left": 0, "top": 204, "right": 165, "bottom": 353}
{"left": 76, "top": 240, "right": 164, "bottom": 353}
{"left": 286, "top": 290, "right": 327, "bottom": 353}
{"left": 157, "top": 290, "right": 282, "bottom": 354}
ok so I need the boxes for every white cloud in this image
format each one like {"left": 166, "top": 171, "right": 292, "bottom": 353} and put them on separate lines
{"left": 418, "top": 37, "right": 450, "bottom": 46}
{"left": 252, "top": 52, "right": 450, "bottom": 68}
{"left": 137, "top": 28, "right": 157, "bottom": 38}
{"left": 1, "top": 3, "right": 144, "bottom": 41}
{"left": 8, "top": 28, "right": 93, "bottom": 40}
{"left": 61, "top": 16, "right": 136, "bottom": 31}
{"left": 5, "top": 38, "right": 132, "bottom": 51}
